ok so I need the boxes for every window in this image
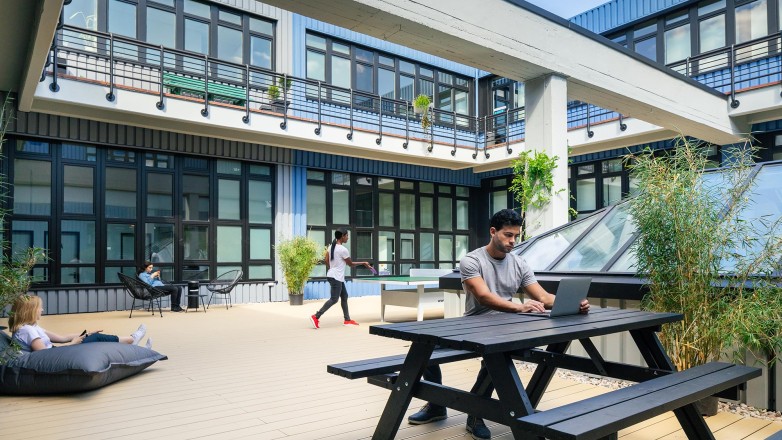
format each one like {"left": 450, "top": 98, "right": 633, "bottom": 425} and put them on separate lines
{"left": 108, "top": 0, "right": 136, "bottom": 38}
{"left": 633, "top": 20, "right": 658, "bottom": 61}
{"left": 735, "top": 0, "right": 768, "bottom": 43}
{"left": 305, "top": 171, "right": 471, "bottom": 277}
{"left": 105, "top": 168, "right": 135, "bottom": 218}
{"left": 665, "top": 23, "right": 691, "bottom": 63}
{"left": 146, "top": 7, "right": 175, "bottom": 48}
{"left": 182, "top": 175, "right": 209, "bottom": 221}
{"left": 304, "top": 32, "right": 473, "bottom": 117}
{"left": 6, "top": 142, "right": 274, "bottom": 285}
{"left": 13, "top": 159, "right": 51, "bottom": 215}
{"left": 699, "top": 14, "right": 725, "bottom": 53}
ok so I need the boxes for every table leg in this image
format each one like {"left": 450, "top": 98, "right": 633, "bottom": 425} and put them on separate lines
{"left": 416, "top": 285, "right": 424, "bottom": 321}
{"left": 526, "top": 341, "right": 570, "bottom": 407}
{"left": 380, "top": 284, "right": 386, "bottom": 322}
{"left": 372, "top": 342, "right": 434, "bottom": 440}
{"left": 630, "top": 328, "right": 716, "bottom": 440}
{"left": 482, "top": 352, "right": 535, "bottom": 438}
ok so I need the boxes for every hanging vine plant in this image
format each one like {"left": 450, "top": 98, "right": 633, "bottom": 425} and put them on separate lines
{"left": 509, "top": 149, "right": 564, "bottom": 240}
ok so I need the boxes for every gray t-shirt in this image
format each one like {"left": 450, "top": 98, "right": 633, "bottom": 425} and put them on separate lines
{"left": 460, "top": 247, "right": 537, "bottom": 316}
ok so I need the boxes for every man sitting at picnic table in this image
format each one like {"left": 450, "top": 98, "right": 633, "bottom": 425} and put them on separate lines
{"left": 407, "top": 209, "right": 590, "bottom": 440}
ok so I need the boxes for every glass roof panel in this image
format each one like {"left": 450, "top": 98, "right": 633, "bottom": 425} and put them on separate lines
{"left": 721, "top": 163, "right": 782, "bottom": 272}
{"left": 608, "top": 246, "right": 636, "bottom": 272}
{"left": 553, "top": 202, "right": 636, "bottom": 271}
{"left": 518, "top": 214, "right": 600, "bottom": 270}
{"left": 701, "top": 168, "right": 733, "bottom": 205}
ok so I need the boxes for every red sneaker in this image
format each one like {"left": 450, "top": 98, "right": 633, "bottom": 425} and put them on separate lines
{"left": 310, "top": 315, "right": 320, "bottom": 329}
{"left": 343, "top": 320, "right": 359, "bottom": 326}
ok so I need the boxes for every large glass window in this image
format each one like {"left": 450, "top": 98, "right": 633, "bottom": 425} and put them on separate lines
{"left": 106, "top": 168, "right": 135, "bottom": 218}
{"left": 108, "top": 0, "right": 136, "bottom": 38}
{"left": 61, "top": 220, "right": 96, "bottom": 284}
{"left": 13, "top": 159, "right": 51, "bottom": 216}
{"left": 217, "top": 226, "right": 242, "bottom": 262}
{"left": 64, "top": 166, "right": 94, "bottom": 215}
{"left": 183, "top": 225, "right": 209, "bottom": 260}
{"left": 307, "top": 185, "right": 326, "bottom": 226}
{"left": 305, "top": 32, "right": 472, "bottom": 116}
{"left": 6, "top": 143, "right": 274, "bottom": 285}
{"left": 11, "top": 220, "right": 49, "bottom": 281}
{"left": 182, "top": 175, "right": 209, "bottom": 221}
{"left": 248, "top": 180, "right": 272, "bottom": 223}
{"left": 251, "top": 35, "right": 272, "bottom": 70}
{"left": 147, "top": 8, "right": 176, "bottom": 48}
{"left": 107, "top": 224, "right": 136, "bottom": 261}
{"left": 355, "top": 178, "right": 373, "bottom": 227}
{"left": 217, "top": 25, "right": 243, "bottom": 64}
{"left": 147, "top": 172, "right": 173, "bottom": 217}
{"left": 218, "top": 179, "right": 240, "bottom": 220}
{"left": 185, "top": 19, "right": 210, "bottom": 55}
{"left": 146, "top": 223, "right": 175, "bottom": 263}
{"left": 735, "top": 0, "right": 768, "bottom": 43}
{"left": 665, "top": 24, "right": 691, "bottom": 63}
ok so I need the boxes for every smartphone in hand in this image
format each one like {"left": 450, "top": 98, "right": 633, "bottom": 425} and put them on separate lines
{"left": 80, "top": 329, "right": 87, "bottom": 336}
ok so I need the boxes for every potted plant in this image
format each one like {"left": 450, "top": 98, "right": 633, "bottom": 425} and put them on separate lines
{"left": 275, "top": 235, "right": 320, "bottom": 306}
{"left": 272, "top": 77, "right": 292, "bottom": 113}
{"left": 413, "top": 94, "right": 432, "bottom": 131}
{"left": 266, "top": 85, "right": 282, "bottom": 112}
{"left": 509, "top": 149, "right": 564, "bottom": 240}
{"left": 626, "top": 136, "right": 782, "bottom": 414}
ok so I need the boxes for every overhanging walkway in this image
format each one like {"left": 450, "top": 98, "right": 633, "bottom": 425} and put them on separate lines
{"left": 261, "top": 0, "right": 748, "bottom": 146}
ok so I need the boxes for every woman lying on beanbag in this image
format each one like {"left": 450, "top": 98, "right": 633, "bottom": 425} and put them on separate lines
{"left": 9, "top": 295, "right": 152, "bottom": 352}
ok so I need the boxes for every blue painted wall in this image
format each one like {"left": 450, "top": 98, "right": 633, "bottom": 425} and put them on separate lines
{"left": 291, "top": 165, "right": 308, "bottom": 235}
{"left": 570, "top": 0, "right": 691, "bottom": 34}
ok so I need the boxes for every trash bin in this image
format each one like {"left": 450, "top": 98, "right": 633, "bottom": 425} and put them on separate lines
{"left": 187, "top": 281, "right": 200, "bottom": 309}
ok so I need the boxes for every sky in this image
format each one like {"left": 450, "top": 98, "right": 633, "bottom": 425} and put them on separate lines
{"left": 523, "top": 0, "right": 611, "bottom": 18}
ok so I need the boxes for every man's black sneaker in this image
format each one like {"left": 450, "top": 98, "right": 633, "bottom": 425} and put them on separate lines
{"left": 466, "top": 415, "right": 491, "bottom": 440}
{"left": 407, "top": 404, "right": 447, "bottom": 425}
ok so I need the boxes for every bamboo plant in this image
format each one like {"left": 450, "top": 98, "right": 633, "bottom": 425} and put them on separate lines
{"left": 627, "top": 136, "right": 782, "bottom": 371}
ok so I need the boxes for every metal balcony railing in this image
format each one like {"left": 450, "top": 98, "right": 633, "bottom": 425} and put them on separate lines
{"left": 43, "top": 26, "right": 782, "bottom": 157}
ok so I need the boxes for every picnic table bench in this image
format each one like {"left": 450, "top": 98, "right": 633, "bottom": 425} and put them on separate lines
{"left": 516, "top": 361, "right": 760, "bottom": 440}
{"left": 162, "top": 72, "right": 246, "bottom": 106}
{"left": 329, "top": 308, "right": 762, "bottom": 440}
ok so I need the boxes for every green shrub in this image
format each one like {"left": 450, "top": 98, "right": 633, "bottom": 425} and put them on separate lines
{"left": 628, "top": 136, "right": 782, "bottom": 370}
{"left": 276, "top": 235, "right": 320, "bottom": 295}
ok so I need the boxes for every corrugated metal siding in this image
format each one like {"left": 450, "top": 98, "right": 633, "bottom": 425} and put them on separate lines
{"left": 570, "top": 0, "right": 690, "bottom": 34}
{"left": 33, "top": 282, "right": 278, "bottom": 314}
{"left": 304, "top": 280, "right": 380, "bottom": 299}
{"left": 8, "top": 110, "right": 294, "bottom": 164}
{"left": 570, "top": 139, "right": 674, "bottom": 164}
{"left": 293, "top": 150, "right": 482, "bottom": 186}
{"left": 8, "top": 109, "right": 482, "bottom": 185}
{"left": 291, "top": 165, "right": 307, "bottom": 235}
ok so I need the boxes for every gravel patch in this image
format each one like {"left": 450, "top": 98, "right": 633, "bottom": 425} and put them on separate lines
{"left": 514, "top": 361, "right": 782, "bottom": 421}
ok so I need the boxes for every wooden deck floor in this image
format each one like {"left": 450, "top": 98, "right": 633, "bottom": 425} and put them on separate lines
{"left": 2, "top": 296, "right": 780, "bottom": 440}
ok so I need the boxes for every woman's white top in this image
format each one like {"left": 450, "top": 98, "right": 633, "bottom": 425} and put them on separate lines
{"left": 326, "top": 243, "right": 350, "bottom": 282}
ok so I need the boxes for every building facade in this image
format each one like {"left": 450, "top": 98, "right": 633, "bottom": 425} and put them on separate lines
{"left": 1, "top": 0, "right": 781, "bottom": 313}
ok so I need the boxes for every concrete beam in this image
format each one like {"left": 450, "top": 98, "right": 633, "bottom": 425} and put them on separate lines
{"left": 262, "top": 0, "right": 746, "bottom": 145}
{"left": 16, "top": 0, "right": 63, "bottom": 111}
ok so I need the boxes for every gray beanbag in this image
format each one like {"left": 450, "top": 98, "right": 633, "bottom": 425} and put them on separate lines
{"left": 0, "top": 332, "right": 167, "bottom": 395}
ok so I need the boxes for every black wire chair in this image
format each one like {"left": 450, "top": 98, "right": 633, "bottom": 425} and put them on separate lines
{"left": 118, "top": 272, "right": 172, "bottom": 318}
{"left": 206, "top": 270, "right": 243, "bottom": 310}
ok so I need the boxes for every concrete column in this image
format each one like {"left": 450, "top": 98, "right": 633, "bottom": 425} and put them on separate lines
{"left": 524, "top": 74, "right": 569, "bottom": 237}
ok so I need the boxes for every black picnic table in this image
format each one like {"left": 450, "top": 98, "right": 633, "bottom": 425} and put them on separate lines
{"left": 366, "top": 307, "right": 718, "bottom": 440}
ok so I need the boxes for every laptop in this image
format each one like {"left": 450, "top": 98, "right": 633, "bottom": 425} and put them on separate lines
{"left": 518, "top": 277, "right": 592, "bottom": 318}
